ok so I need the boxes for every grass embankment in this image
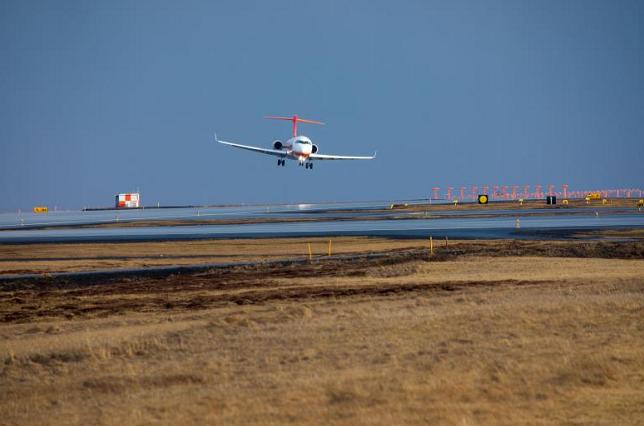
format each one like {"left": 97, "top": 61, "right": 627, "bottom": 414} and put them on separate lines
{"left": 0, "top": 239, "right": 643, "bottom": 424}
{"left": 2, "top": 235, "right": 643, "bottom": 276}
{"left": 0, "top": 237, "right": 425, "bottom": 275}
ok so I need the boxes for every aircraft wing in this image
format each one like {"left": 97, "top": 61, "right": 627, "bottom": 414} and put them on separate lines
{"left": 309, "top": 151, "right": 377, "bottom": 161}
{"left": 216, "top": 137, "right": 287, "bottom": 158}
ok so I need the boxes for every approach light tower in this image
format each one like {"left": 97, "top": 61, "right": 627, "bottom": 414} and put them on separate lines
{"left": 432, "top": 187, "right": 441, "bottom": 200}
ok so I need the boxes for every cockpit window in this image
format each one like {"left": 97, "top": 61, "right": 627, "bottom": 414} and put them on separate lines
{"left": 298, "top": 140, "right": 311, "bottom": 144}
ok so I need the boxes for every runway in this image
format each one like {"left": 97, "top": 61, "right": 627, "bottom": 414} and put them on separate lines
{"left": 0, "top": 201, "right": 397, "bottom": 230}
{"left": 4, "top": 200, "right": 605, "bottom": 230}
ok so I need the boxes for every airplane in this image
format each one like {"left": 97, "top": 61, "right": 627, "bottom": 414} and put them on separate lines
{"left": 215, "top": 115, "right": 376, "bottom": 169}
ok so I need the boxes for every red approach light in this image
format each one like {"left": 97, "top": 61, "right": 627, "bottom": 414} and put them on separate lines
{"left": 265, "top": 114, "right": 325, "bottom": 137}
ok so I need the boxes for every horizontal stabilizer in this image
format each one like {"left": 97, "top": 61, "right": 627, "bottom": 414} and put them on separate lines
{"left": 265, "top": 114, "right": 324, "bottom": 136}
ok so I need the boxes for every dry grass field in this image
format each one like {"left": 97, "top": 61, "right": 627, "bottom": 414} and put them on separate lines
{"left": 0, "top": 237, "right": 428, "bottom": 275}
{"left": 1, "top": 235, "right": 642, "bottom": 276}
{"left": 0, "top": 239, "right": 643, "bottom": 425}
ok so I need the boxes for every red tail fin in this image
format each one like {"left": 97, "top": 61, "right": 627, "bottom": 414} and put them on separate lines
{"left": 265, "top": 114, "right": 325, "bottom": 137}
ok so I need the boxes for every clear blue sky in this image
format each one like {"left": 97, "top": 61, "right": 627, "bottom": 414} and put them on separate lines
{"left": 1, "top": 0, "right": 643, "bottom": 210}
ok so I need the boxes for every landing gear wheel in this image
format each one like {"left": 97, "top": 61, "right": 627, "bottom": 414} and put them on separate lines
{"left": 309, "top": 162, "right": 313, "bottom": 170}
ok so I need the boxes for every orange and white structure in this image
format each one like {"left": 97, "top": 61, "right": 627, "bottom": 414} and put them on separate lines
{"left": 115, "top": 193, "right": 140, "bottom": 208}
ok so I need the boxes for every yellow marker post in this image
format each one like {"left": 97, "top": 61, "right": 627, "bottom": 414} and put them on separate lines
{"left": 445, "top": 236, "right": 448, "bottom": 248}
{"left": 429, "top": 236, "right": 433, "bottom": 257}
{"left": 307, "top": 243, "right": 313, "bottom": 261}
{"left": 328, "top": 239, "right": 332, "bottom": 256}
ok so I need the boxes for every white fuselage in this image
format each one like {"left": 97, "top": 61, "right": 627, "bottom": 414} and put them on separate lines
{"left": 285, "top": 136, "right": 314, "bottom": 162}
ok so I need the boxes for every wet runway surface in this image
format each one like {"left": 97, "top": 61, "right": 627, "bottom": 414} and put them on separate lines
{"left": 0, "top": 201, "right": 642, "bottom": 243}
{"left": 0, "top": 202, "right": 396, "bottom": 229}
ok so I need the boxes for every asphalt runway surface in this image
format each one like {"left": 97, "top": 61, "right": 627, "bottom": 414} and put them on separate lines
{"left": 0, "top": 201, "right": 642, "bottom": 243}
{"left": 3, "top": 201, "right": 598, "bottom": 230}
{"left": 0, "top": 202, "right": 395, "bottom": 229}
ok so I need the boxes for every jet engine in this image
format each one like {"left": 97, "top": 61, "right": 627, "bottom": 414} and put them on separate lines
{"left": 273, "top": 140, "right": 283, "bottom": 150}
{"left": 311, "top": 144, "right": 319, "bottom": 154}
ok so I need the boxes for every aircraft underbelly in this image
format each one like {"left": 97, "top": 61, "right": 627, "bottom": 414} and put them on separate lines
{"left": 289, "top": 150, "right": 310, "bottom": 160}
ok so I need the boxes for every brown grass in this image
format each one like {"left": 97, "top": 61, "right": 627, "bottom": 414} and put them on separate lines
{"left": 0, "top": 237, "right": 423, "bottom": 275}
{"left": 0, "top": 240, "right": 643, "bottom": 425}
{"left": 2, "top": 236, "right": 643, "bottom": 276}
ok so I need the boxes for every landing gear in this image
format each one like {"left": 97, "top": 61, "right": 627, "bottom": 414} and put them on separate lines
{"left": 305, "top": 162, "right": 313, "bottom": 170}
{"left": 277, "top": 159, "right": 285, "bottom": 166}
